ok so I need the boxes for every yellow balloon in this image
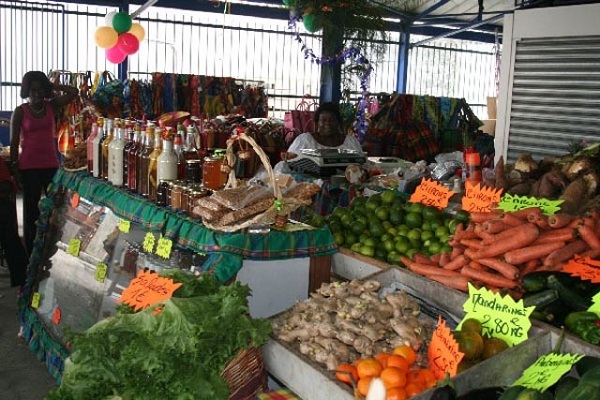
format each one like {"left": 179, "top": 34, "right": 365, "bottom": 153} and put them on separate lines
{"left": 94, "top": 26, "right": 118, "bottom": 49}
{"left": 128, "top": 23, "right": 146, "bottom": 42}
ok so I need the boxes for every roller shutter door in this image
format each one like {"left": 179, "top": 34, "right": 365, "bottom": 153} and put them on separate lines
{"left": 506, "top": 36, "right": 600, "bottom": 163}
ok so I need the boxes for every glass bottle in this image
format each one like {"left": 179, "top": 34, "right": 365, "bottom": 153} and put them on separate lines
{"left": 127, "top": 124, "right": 142, "bottom": 192}
{"left": 138, "top": 126, "right": 155, "bottom": 198}
{"left": 465, "top": 152, "right": 483, "bottom": 184}
{"left": 173, "top": 133, "right": 186, "bottom": 181}
{"left": 183, "top": 126, "right": 201, "bottom": 162}
{"left": 202, "top": 150, "right": 227, "bottom": 190}
{"left": 101, "top": 118, "right": 115, "bottom": 180}
{"left": 122, "top": 127, "right": 134, "bottom": 189}
{"left": 157, "top": 137, "right": 178, "bottom": 183}
{"left": 86, "top": 122, "right": 98, "bottom": 173}
{"left": 108, "top": 126, "right": 126, "bottom": 186}
{"left": 147, "top": 128, "right": 163, "bottom": 201}
{"left": 93, "top": 117, "right": 105, "bottom": 178}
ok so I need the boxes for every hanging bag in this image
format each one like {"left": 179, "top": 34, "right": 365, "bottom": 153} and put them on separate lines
{"left": 284, "top": 95, "right": 318, "bottom": 136}
{"left": 90, "top": 71, "right": 125, "bottom": 117}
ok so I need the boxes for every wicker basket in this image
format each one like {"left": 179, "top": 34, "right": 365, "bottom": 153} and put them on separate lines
{"left": 203, "top": 133, "right": 312, "bottom": 232}
{"left": 221, "top": 346, "right": 268, "bottom": 400}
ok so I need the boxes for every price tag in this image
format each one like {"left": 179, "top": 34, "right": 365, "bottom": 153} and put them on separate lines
{"left": 461, "top": 181, "right": 503, "bottom": 213}
{"left": 563, "top": 255, "right": 600, "bottom": 284}
{"left": 588, "top": 292, "right": 600, "bottom": 315}
{"left": 118, "top": 219, "right": 131, "bottom": 233}
{"left": 428, "top": 316, "right": 464, "bottom": 380}
{"left": 155, "top": 236, "right": 173, "bottom": 259}
{"left": 142, "top": 232, "right": 156, "bottom": 253}
{"left": 95, "top": 262, "right": 108, "bottom": 283}
{"left": 31, "top": 292, "right": 41, "bottom": 309}
{"left": 70, "top": 193, "right": 80, "bottom": 208}
{"left": 458, "top": 283, "right": 534, "bottom": 346}
{"left": 409, "top": 178, "right": 453, "bottom": 210}
{"left": 52, "top": 307, "right": 61, "bottom": 325}
{"left": 67, "top": 238, "right": 81, "bottom": 257}
{"left": 119, "top": 270, "right": 182, "bottom": 311}
{"left": 512, "top": 353, "right": 583, "bottom": 392}
{"left": 497, "top": 194, "right": 563, "bottom": 216}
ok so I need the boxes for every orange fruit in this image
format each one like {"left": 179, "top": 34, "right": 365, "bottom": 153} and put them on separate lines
{"left": 386, "top": 387, "right": 408, "bottom": 400}
{"left": 393, "top": 345, "right": 417, "bottom": 365}
{"left": 405, "top": 382, "right": 425, "bottom": 397}
{"left": 386, "top": 355, "right": 410, "bottom": 373}
{"left": 356, "top": 358, "right": 383, "bottom": 379}
{"left": 335, "top": 363, "right": 358, "bottom": 385}
{"left": 417, "top": 369, "right": 437, "bottom": 388}
{"left": 375, "top": 352, "right": 391, "bottom": 369}
{"left": 380, "top": 367, "right": 407, "bottom": 389}
{"left": 357, "top": 376, "right": 373, "bottom": 396}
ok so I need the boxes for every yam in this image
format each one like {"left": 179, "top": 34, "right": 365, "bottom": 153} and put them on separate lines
{"left": 559, "top": 177, "right": 588, "bottom": 215}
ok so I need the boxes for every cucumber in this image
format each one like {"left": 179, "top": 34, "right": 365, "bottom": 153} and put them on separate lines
{"left": 575, "top": 356, "right": 600, "bottom": 377}
{"left": 515, "top": 388, "right": 544, "bottom": 400}
{"left": 523, "top": 289, "right": 560, "bottom": 309}
{"left": 546, "top": 275, "right": 592, "bottom": 312}
{"left": 522, "top": 272, "right": 551, "bottom": 292}
{"left": 579, "top": 365, "right": 600, "bottom": 388}
{"left": 554, "top": 376, "right": 579, "bottom": 399}
{"left": 561, "top": 382, "right": 600, "bottom": 400}
{"left": 499, "top": 386, "right": 527, "bottom": 400}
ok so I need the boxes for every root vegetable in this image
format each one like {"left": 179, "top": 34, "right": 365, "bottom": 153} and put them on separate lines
{"left": 503, "top": 241, "right": 565, "bottom": 265}
{"left": 474, "top": 223, "right": 540, "bottom": 258}
{"left": 560, "top": 177, "right": 588, "bottom": 215}
{"left": 548, "top": 213, "right": 574, "bottom": 228}
{"left": 543, "top": 239, "right": 588, "bottom": 268}
{"left": 478, "top": 258, "right": 520, "bottom": 279}
{"left": 578, "top": 225, "right": 600, "bottom": 249}
{"left": 461, "top": 266, "right": 519, "bottom": 289}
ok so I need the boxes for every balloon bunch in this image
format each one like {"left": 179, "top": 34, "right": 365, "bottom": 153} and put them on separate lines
{"left": 94, "top": 11, "right": 146, "bottom": 64}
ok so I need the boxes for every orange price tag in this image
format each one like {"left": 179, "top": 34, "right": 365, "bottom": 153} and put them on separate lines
{"left": 71, "top": 193, "right": 80, "bottom": 208}
{"left": 409, "top": 178, "right": 453, "bottom": 210}
{"left": 563, "top": 255, "right": 600, "bottom": 283}
{"left": 119, "top": 270, "right": 182, "bottom": 312}
{"left": 52, "top": 307, "right": 61, "bottom": 325}
{"left": 428, "top": 316, "right": 464, "bottom": 380}
{"left": 461, "top": 181, "right": 503, "bottom": 213}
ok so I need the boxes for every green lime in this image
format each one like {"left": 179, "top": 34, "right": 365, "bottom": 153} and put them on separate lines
{"left": 375, "top": 247, "right": 387, "bottom": 260}
{"left": 455, "top": 210, "right": 471, "bottom": 223}
{"left": 351, "top": 210, "right": 369, "bottom": 226}
{"left": 387, "top": 251, "right": 401, "bottom": 265}
{"left": 359, "top": 245, "right": 376, "bottom": 257}
{"left": 332, "top": 206, "right": 350, "bottom": 219}
{"left": 362, "top": 237, "right": 377, "bottom": 248}
{"left": 429, "top": 218, "right": 444, "bottom": 230}
{"left": 375, "top": 206, "right": 389, "bottom": 221}
{"left": 422, "top": 205, "right": 441, "bottom": 221}
{"left": 328, "top": 221, "right": 342, "bottom": 234}
{"left": 407, "top": 202, "right": 425, "bottom": 214}
{"left": 350, "top": 196, "right": 367, "bottom": 210}
{"left": 344, "top": 233, "right": 358, "bottom": 246}
{"left": 405, "top": 212, "right": 423, "bottom": 229}
{"left": 387, "top": 227, "right": 398, "bottom": 236}
{"left": 435, "top": 226, "right": 450, "bottom": 239}
{"left": 350, "top": 242, "right": 362, "bottom": 253}
{"left": 383, "top": 239, "right": 395, "bottom": 253}
{"left": 428, "top": 241, "right": 442, "bottom": 254}
{"left": 389, "top": 209, "right": 404, "bottom": 225}
{"left": 441, "top": 244, "right": 453, "bottom": 254}
{"left": 394, "top": 240, "right": 410, "bottom": 254}
{"left": 421, "top": 221, "right": 432, "bottom": 232}
{"left": 420, "top": 230, "right": 434, "bottom": 242}
{"left": 351, "top": 220, "right": 367, "bottom": 235}
{"left": 405, "top": 248, "right": 418, "bottom": 259}
{"left": 333, "top": 232, "right": 344, "bottom": 246}
{"left": 407, "top": 228, "right": 422, "bottom": 242}
{"left": 382, "top": 221, "right": 393, "bottom": 230}
{"left": 369, "top": 223, "right": 386, "bottom": 238}
{"left": 365, "top": 195, "right": 382, "bottom": 211}
{"left": 381, "top": 189, "right": 397, "bottom": 204}
{"left": 341, "top": 214, "right": 354, "bottom": 228}
{"left": 447, "top": 219, "right": 462, "bottom": 235}
{"left": 309, "top": 215, "right": 325, "bottom": 227}
{"left": 397, "top": 225, "right": 410, "bottom": 235}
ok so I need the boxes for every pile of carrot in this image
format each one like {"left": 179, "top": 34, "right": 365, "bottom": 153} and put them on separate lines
{"left": 400, "top": 208, "right": 600, "bottom": 296}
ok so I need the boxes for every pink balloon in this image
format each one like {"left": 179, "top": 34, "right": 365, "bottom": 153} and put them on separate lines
{"left": 116, "top": 32, "right": 140, "bottom": 55}
{"left": 106, "top": 45, "right": 126, "bottom": 64}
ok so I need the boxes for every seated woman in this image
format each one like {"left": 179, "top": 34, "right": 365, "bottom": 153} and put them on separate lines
{"left": 286, "top": 102, "right": 363, "bottom": 156}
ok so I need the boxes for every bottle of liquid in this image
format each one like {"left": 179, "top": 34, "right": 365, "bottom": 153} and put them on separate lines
{"left": 127, "top": 124, "right": 142, "bottom": 192}
{"left": 173, "top": 133, "right": 186, "bottom": 181}
{"left": 157, "top": 137, "right": 178, "bottom": 183}
{"left": 138, "top": 125, "right": 155, "bottom": 198}
{"left": 122, "top": 127, "right": 134, "bottom": 189}
{"left": 183, "top": 125, "right": 201, "bottom": 162}
{"left": 465, "top": 152, "right": 483, "bottom": 184}
{"left": 92, "top": 117, "right": 105, "bottom": 178}
{"left": 101, "top": 118, "right": 115, "bottom": 180}
{"left": 108, "top": 126, "right": 126, "bottom": 186}
{"left": 86, "top": 122, "right": 98, "bottom": 173}
{"left": 147, "top": 128, "right": 163, "bottom": 201}
{"left": 202, "top": 150, "right": 227, "bottom": 190}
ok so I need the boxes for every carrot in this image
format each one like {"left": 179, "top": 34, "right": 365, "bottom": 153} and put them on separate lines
{"left": 464, "top": 247, "right": 478, "bottom": 261}
{"left": 507, "top": 208, "right": 535, "bottom": 220}
{"left": 474, "top": 223, "right": 540, "bottom": 259}
{"left": 548, "top": 213, "right": 574, "bottom": 228}
{"left": 400, "top": 257, "right": 458, "bottom": 277}
{"left": 533, "top": 214, "right": 551, "bottom": 230}
{"left": 520, "top": 259, "right": 541, "bottom": 276}
{"left": 526, "top": 207, "right": 543, "bottom": 223}
{"left": 482, "top": 219, "right": 511, "bottom": 234}
{"left": 580, "top": 248, "right": 600, "bottom": 259}
{"left": 469, "top": 211, "right": 502, "bottom": 223}
{"left": 577, "top": 225, "right": 600, "bottom": 249}
{"left": 461, "top": 223, "right": 479, "bottom": 240}
{"left": 427, "top": 273, "right": 470, "bottom": 292}
{"left": 530, "top": 228, "right": 576, "bottom": 245}
{"left": 452, "top": 222, "right": 466, "bottom": 242}
{"left": 482, "top": 222, "right": 538, "bottom": 245}
{"left": 477, "top": 258, "right": 520, "bottom": 280}
{"left": 499, "top": 212, "right": 527, "bottom": 226}
{"left": 468, "top": 260, "right": 484, "bottom": 270}
{"left": 438, "top": 252, "right": 451, "bottom": 267}
{"left": 582, "top": 217, "right": 595, "bottom": 228}
{"left": 567, "top": 218, "right": 584, "bottom": 228}
{"left": 414, "top": 253, "right": 438, "bottom": 266}
{"left": 430, "top": 253, "right": 442, "bottom": 265}
{"left": 460, "top": 239, "right": 483, "bottom": 249}
{"left": 461, "top": 266, "right": 519, "bottom": 289}
{"left": 450, "top": 245, "right": 465, "bottom": 260}
{"left": 503, "top": 241, "right": 565, "bottom": 265}
{"left": 443, "top": 254, "right": 469, "bottom": 271}
{"left": 543, "top": 239, "right": 588, "bottom": 268}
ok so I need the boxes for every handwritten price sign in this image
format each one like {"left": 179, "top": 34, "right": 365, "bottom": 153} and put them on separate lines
{"left": 428, "top": 316, "right": 464, "bottom": 380}
{"left": 409, "top": 178, "right": 453, "bottom": 210}
{"left": 118, "top": 219, "right": 131, "bottom": 233}
{"left": 155, "top": 236, "right": 173, "bottom": 259}
{"left": 563, "top": 255, "right": 600, "bottom": 284}
{"left": 588, "top": 292, "right": 600, "bottom": 315}
{"left": 142, "top": 232, "right": 156, "bottom": 253}
{"left": 497, "top": 194, "right": 563, "bottom": 216}
{"left": 462, "top": 181, "right": 503, "bottom": 213}
{"left": 119, "top": 270, "right": 182, "bottom": 312}
{"left": 513, "top": 353, "right": 583, "bottom": 392}
{"left": 31, "top": 292, "right": 41, "bottom": 309}
{"left": 95, "top": 262, "right": 108, "bottom": 283}
{"left": 67, "top": 238, "right": 81, "bottom": 257}
{"left": 459, "top": 283, "right": 534, "bottom": 346}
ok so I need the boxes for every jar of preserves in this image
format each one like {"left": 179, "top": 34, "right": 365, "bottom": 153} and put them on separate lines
{"left": 170, "top": 184, "right": 183, "bottom": 210}
{"left": 186, "top": 159, "right": 202, "bottom": 184}
{"left": 157, "top": 180, "right": 170, "bottom": 206}
{"left": 202, "top": 150, "right": 227, "bottom": 190}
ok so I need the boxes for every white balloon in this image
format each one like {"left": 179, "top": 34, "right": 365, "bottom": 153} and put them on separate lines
{"left": 105, "top": 11, "right": 117, "bottom": 27}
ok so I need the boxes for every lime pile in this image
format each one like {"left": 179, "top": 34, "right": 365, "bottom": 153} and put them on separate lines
{"left": 327, "top": 190, "right": 470, "bottom": 265}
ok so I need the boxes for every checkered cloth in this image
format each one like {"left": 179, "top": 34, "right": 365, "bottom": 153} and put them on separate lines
{"left": 257, "top": 389, "right": 300, "bottom": 400}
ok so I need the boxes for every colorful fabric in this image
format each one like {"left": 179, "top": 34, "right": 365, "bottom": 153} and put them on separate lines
{"left": 18, "top": 102, "right": 59, "bottom": 169}
{"left": 52, "top": 169, "right": 338, "bottom": 284}
{"left": 256, "top": 389, "right": 300, "bottom": 400}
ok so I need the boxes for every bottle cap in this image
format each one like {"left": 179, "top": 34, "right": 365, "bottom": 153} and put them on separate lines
{"left": 466, "top": 152, "right": 481, "bottom": 166}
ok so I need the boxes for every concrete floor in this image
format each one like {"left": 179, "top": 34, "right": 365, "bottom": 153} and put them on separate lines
{"left": 0, "top": 195, "right": 58, "bottom": 400}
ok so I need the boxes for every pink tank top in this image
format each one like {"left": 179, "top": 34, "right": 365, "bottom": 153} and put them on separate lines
{"left": 18, "top": 102, "right": 59, "bottom": 170}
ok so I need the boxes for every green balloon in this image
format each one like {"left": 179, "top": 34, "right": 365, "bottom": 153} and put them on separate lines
{"left": 302, "top": 14, "right": 321, "bottom": 33}
{"left": 112, "top": 12, "right": 132, "bottom": 34}
{"left": 282, "top": 0, "right": 293, "bottom": 6}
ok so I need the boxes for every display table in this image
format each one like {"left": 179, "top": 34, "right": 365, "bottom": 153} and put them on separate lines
{"left": 17, "top": 168, "right": 337, "bottom": 381}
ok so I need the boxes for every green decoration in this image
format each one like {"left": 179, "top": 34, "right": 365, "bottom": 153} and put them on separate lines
{"left": 274, "top": 199, "right": 284, "bottom": 212}
{"left": 112, "top": 12, "right": 132, "bottom": 34}
{"left": 302, "top": 13, "right": 321, "bottom": 33}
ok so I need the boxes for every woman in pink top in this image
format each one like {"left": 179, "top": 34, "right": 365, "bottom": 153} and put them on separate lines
{"left": 9, "top": 71, "right": 78, "bottom": 254}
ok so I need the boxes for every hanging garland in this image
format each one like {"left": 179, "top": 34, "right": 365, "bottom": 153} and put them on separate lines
{"left": 288, "top": 14, "right": 372, "bottom": 141}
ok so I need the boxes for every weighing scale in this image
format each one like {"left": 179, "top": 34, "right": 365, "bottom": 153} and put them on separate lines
{"left": 287, "top": 148, "right": 367, "bottom": 177}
